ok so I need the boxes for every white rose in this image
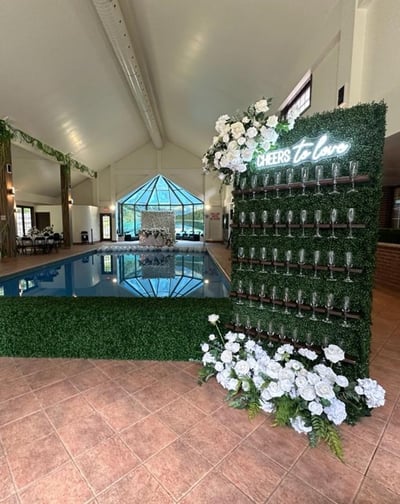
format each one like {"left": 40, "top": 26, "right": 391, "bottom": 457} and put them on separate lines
{"left": 214, "top": 151, "right": 223, "bottom": 160}
{"left": 225, "top": 341, "right": 240, "bottom": 353}
{"left": 295, "top": 376, "right": 308, "bottom": 389}
{"left": 209, "top": 334, "right": 216, "bottom": 341}
{"left": 225, "top": 332, "right": 237, "bottom": 342}
{"left": 230, "top": 121, "right": 245, "bottom": 139}
{"left": 254, "top": 99, "right": 269, "bottom": 113}
{"left": 290, "top": 416, "right": 312, "bottom": 434}
{"left": 315, "top": 381, "right": 335, "bottom": 400}
{"left": 201, "top": 343, "right": 209, "bottom": 352}
{"left": 227, "top": 140, "right": 238, "bottom": 151}
{"left": 287, "top": 359, "right": 304, "bottom": 371}
{"left": 323, "top": 344, "right": 345, "bottom": 364}
{"left": 261, "top": 140, "right": 271, "bottom": 152}
{"left": 237, "top": 136, "right": 246, "bottom": 145}
{"left": 279, "top": 368, "right": 295, "bottom": 383}
{"left": 227, "top": 378, "right": 239, "bottom": 391}
{"left": 202, "top": 352, "right": 216, "bottom": 365}
{"left": 222, "top": 134, "right": 230, "bottom": 143}
{"left": 235, "top": 360, "right": 250, "bottom": 377}
{"left": 214, "top": 361, "right": 224, "bottom": 372}
{"left": 298, "top": 348, "right": 318, "bottom": 361}
{"left": 266, "top": 381, "right": 285, "bottom": 398}
{"left": 221, "top": 350, "right": 233, "bottom": 363}
{"left": 242, "top": 380, "right": 250, "bottom": 392}
{"left": 277, "top": 344, "right": 294, "bottom": 355}
{"left": 308, "top": 400, "right": 323, "bottom": 416}
{"left": 279, "top": 379, "right": 293, "bottom": 393}
{"left": 260, "top": 126, "right": 279, "bottom": 143}
{"left": 266, "top": 361, "right": 282, "bottom": 380}
{"left": 237, "top": 332, "right": 246, "bottom": 340}
{"left": 235, "top": 163, "right": 247, "bottom": 173}
{"left": 208, "top": 314, "right": 219, "bottom": 325}
{"left": 245, "top": 340, "right": 256, "bottom": 352}
{"left": 306, "top": 372, "right": 320, "bottom": 386}
{"left": 241, "top": 149, "right": 254, "bottom": 162}
{"left": 246, "top": 138, "right": 257, "bottom": 150}
{"left": 260, "top": 400, "right": 275, "bottom": 413}
{"left": 266, "top": 115, "right": 279, "bottom": 128}
{"left": 246, "top": 126, "right": 258, "bottom": 138}
{"left": 335, "top": 375, "right": 349, "bottom": 388}
{"left": 242, "top": 116, "right": 250, "bottom": 124}
{"left": 298, "top": 384, "right": 316, "bottom": 402}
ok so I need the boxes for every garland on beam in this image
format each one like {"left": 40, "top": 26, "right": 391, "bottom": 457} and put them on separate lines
{"left": 0, "top": 119, "right": 97, "bottom": 179}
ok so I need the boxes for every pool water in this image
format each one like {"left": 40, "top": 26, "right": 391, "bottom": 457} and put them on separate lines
{"left": 0, "top": 251, "right": 230, "bottom": 298}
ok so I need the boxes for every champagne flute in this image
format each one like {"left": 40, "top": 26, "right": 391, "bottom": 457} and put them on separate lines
{"left": 272, "top": 248, "right": 279, "bottom": 274}
{"left": 240, "top": 177, "right": 247, "bottom": 201}
{"left": 234, "top": 312, "right": 241, "bottom": 332}
{"left": 250, "top": 211, "right": 257, "bottom": 236}
{"left": 283, "top": 288, "right": 290, "bottom": 315}
{"left": 324, "top": 293, "right": 334, "bottom": 324}
{"left": 344, "top": 251, "right": 353, "bottom": 283}
{"left": 330, "top": 208, "right": 338, "bottom": 239}
{"left": 271, "top": 286, "right": 278, "bottom": 312}
{"left": 274, "top": 171, "right": 281, "bottom": 199}
{"left": 256, "top": 319, "right": 263, "bottom": 339}
{"left": 341, "top": 296, "right": 351, "bottom": 327}
{"left": 245, "top": 315, "right": 252, "bottom": 333}
{"left": 313, "top": 250, "right": 320, "bottom": 279}
{"left": 287, "top": 210, "right": 293, "bottom": 238}
{"left": 249, "top": 247, "right": 255, "bottom": 271}
{"left": 347, "top": 208, "right": 355, "bottom": 239}
{"left": 274, "top": 209, "right": 281, "bottom": 237}
{"left": 314, "top": 165, "right": 323, "bottom": 196}
{"left": 287, "top": 168, "right": 294, "bottom": 198}
{"left": 296, "top": 289, "right": 304, "bottom": 318}
{"left": 314, "top": 209, "right": 322, "bottom": 238}
{"left": 298, "top": 248, "right": 305, "bottom": 277}
{"left": 258, "top": 284, "right": 265, "bottom": 310}
{"left": 236, "top": 279, "right": 244, "bottom": 305}
{"left": 261, "top": 210, "right": 268, "bottom": 235}
{"left": 237, "top": 246, "right": 245, "bottom": 271}
{"left": 251, "top": 174, "right": 258, "bottom": 200}
{"left": 260, "top": 246, "right": 267, "bottom": 274}
{"left": 292, "top": 327, "right": 299, "bottom": 345}
{"left": 300, "top": 209, "right": 307, "bottom": 238}
{"left": 284, "top": 250, "right": 292, "bottom": 276}
{"left": 310, "top": 291, "right": 318, "bottom": 321}
{"left": 348, "top": 161, "right": 359, "bottom": 193}
{"left": 262, "top": 173, "right": 270, "bottom": 200}
{"left": 330, "top": 163, "right": 340, "bottom": 194}
{"left": 327, "top": 250, "right": 336, "bottom": 281}
{"left": 301, "top": 165, "right": 309, "bottom": 196}
{"left": 248, "top": 281, "right": 254, "bottom": 309}
{"left": 239, "top": 211, "right": 246, "bottom": 236}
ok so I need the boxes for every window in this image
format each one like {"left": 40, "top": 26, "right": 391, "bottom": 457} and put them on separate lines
{"left": 280, "top": 72, "right": 312, "bottom": 119}
{"left": 15, "top": 206, "right": 33, "bottom": 236}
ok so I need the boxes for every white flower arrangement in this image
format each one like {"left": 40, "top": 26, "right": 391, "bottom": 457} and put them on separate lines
{"left": 198, "top": 316, "right": 385, "bottom": 460}
{"left": 202, "top": 98, "right": 301, "bottom": 184}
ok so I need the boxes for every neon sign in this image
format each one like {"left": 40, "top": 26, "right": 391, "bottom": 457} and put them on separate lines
{"left": 256, "top": 134, "right": 351, "bottom": 168}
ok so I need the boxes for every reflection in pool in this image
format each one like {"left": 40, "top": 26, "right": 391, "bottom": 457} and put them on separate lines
{"left": 0, "top": 251, "right": 229, "bottom": 298}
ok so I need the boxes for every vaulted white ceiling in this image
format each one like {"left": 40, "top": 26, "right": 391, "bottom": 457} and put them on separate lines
{"left": 3, "top": 0, "right": 396, "bottom": 197}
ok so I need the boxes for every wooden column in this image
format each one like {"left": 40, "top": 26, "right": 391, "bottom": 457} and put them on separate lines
{"left": 0, "top": 137, "right": 17, "bottom": 258}
{"left": 60, "top": 164, "right": 72, "bottom": 248}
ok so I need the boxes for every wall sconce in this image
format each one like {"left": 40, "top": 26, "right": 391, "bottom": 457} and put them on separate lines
{"left": 68, "top": 198, "right": 74, "bottom": 205}
{"left": 8, "top": 187, "right": 15, "bottom": 196}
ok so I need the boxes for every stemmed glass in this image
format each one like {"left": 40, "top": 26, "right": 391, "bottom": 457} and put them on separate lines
{"left": 310, "top": 291, "right": 318, "bottom": 321}
{"left": 250, "top": 211, "right": 257, "bottom": 236}
{"left": 245, "top": 315, "right": 252, "bottom": 334}
{"left": 258, "top": 284, "right": 266, "bottom": 310}
{"left": 300, "top": 209, "right": 307, "bottom": 238}
{"left": 291, "top": 327, "right": 299, "bottom": 345}
{"left": 327, "top": 250, "right": 336, "bottom": 281}
{"left": 313, "top": 250, "right": 320, "bottom": 279}
{"left": 324, "top": 293, "right": 334, "bottom": 324}
{"left": 249, "top": 247, "right": 255, "bottom": 271}
{"left": 274, "top": 209, "right": 281, "bottom": 237}
{"left": 239, "top": 211, "right": 246, "bottom": 236}
{"left": 283, "top": 288, "right": 290, "bottom": 315}
{"left": 248, "top": 281, "right": 254, "bottom": 309}
{"left": 284, "top": 250, "right": 292, "bottom": 276}
{"left": 262, "top": 173, "right": 270, "bottom": 200}
{"left": 341, "top": 296, "right": 351, "bottom": 327}
{"left": 330, "top": 208, "right": 338, "bottom": 239}
{"left": 256, "top": 319, "right": 263, "bottom": 339}
{"left": 272, "top": 248, "right": 279, "bottom": 275}
{"left": 237, "top": 246, "right": 245, "bottom": 271}
{"left": 330, "top": 163, "right": 340, "bottom": 194}
{"left": 274, "top": 172, "right": 281, "bottom": 199}
{"left": 240, "top": 177, "right": 247, "bottom": 201}
{"left": 287, "top": 210, "right": 293, "bottom": 238}
{"left": 301, "top": 166, "right": 309, "bottom": 196}
{"left": 344, "top": 251, "right": 353, "bottom": 283}
{"left": 267, "top": 321, "right": 274, "bottom": 346}
{"left": 298, "top": 248, "right": 305, "bottom": 277}
{"left": 314, "top": 165, "right": 323, "bottom": 196}
{"left": 296, "top": 289, "right": 304, "bottom": 318}
{"left": 236, "top": 279, "right": 244, "bottom": 305}
{"left": 348, "top": 161, "right": 359, "bottom": 193}
{"left": 260, "top": 247, "right": 267, "bottom": 274}
{"left": 287, "top": 168, "right": 294, "bottom": 198}
{"left": 234, "top": 312, "right": 241, "bottom": 332}
{"left": 270, "top": 286, "right": 278, "bottom": 312}
{"left": 261, "top": 210, "right": 268, "bottom": 235}
{"left": 347, "top": 208, "right": 355, "bottom": 239}
{"left": 251, "top": 174, "right": 258, "bottom": 200}
{"left": 306, "top": 332, "right": 314, "bottom": 348}
{"left": 314, "top": 209, "right": 322, "bottom": 238}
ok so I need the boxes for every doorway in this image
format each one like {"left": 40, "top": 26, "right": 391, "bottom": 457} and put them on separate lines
{"left": 100, "top": 213, "right": 112, "bottom": 241}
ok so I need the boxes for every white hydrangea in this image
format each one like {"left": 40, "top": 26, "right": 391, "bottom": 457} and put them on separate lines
{"left": 355, "top": 378, "right": 385, "bottom": 408}
{"left": 290, "top": 416, "right": 312, "bottom": 434}
{"left": 324, "top": 398, "right": 347, "bottom": 425}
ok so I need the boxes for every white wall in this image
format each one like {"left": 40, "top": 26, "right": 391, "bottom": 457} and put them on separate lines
{"left": 72, "top": 205, "right": 100, "bottom": 244}
{"left": 35, "top": 205, "right": 62, "bottom": 233}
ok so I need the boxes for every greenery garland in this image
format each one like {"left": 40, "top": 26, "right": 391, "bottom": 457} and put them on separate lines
{"left": 0, "top": 119, "right": 96, "bottom": 179}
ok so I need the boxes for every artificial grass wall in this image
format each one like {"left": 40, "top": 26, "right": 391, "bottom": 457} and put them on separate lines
{"left": 0, "top": 297, "right": 231, "bottom": 360}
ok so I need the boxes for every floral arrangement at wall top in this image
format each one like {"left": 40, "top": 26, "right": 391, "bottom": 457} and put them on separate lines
{"left": 202, "top": 98, "right": 300, "bottom": 185}
{"left": 199, "top": 315, "right": 385, "bottom": 460}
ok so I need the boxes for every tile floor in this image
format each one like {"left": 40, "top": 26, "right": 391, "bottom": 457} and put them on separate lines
{"left": 0, "top": 243, "right": 399, "bottom": 503}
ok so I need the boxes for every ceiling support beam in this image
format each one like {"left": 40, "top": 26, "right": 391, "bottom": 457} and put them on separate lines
{"left": 92, "top": 0, "right": 164, "bottom": 149}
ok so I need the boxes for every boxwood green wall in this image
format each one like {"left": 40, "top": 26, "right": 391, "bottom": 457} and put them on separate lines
{"left": 231, "top": 103, "right": 386, "bottom": 378}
